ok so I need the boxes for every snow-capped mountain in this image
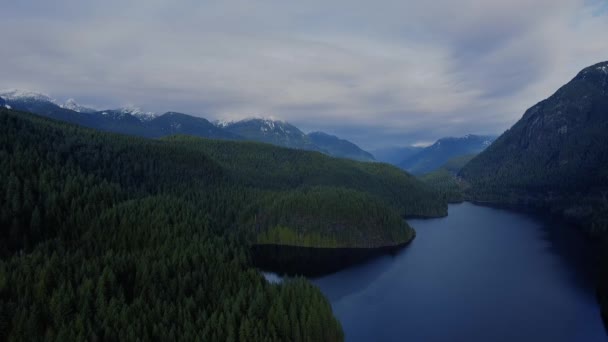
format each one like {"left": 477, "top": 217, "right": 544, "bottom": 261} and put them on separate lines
{"left": 0, "top": 97, "right": 9, "bottom": 109}
{"left": 99, "top": 106, "right": 157, "bottom": 123}
{"left": 220, "top": 117, "right": 320, "bottom": 151}
{"left": 0, "top": 89, "right": 57, "bottom": 103}
{"left": 2, "top": 88, "right": 374, "bottom": 162}
{"left": 219, "top": 117, "right": 374, "bottom": 160}
{"left": 0, "top": 89, "right": 67, "bottom": 117}
{"left": 61, "top": 99, "right": 97, "bottom": 114}
{"left": 118, "top": 106, "right": 158, "bottom": 122}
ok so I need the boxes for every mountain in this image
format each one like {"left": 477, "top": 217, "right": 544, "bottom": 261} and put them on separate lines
{"left": 219, "top": 118, "right": 376, "bottom": 161}
{"left": 1, "top": 89, "right": 58, "bottom": 114}
{"left": 307, "top": 131, "right": 375, "bottom": 162}
{"left": 147, "top": 112, "right": 240, "bottom": 140}
{"left": 0, "top": 106, "right": 346, "bottom": 341}
{"left": 0, "top": 89, "right": 57, "bottom": 104}
{"left": 370, "top": 146, "right": 424, "bottom": 165}
{"left": 0, "top": 89, "right": 235, "bottom": 141}
{"left": 1, "top": 89, "right": 383, "bottom": 162}
{"left": 459, "top": 60, "right": 608, "bottom": 327}
{"left": 399, "top": 134, "right": 496, "bottom": 174}
{"left": 0, "top": 97, "right": 5, "bottom": 108}
{"left": 220, "top": 118, "right": 321, "bottom": 151}
{"left": 61, "top": 98, "right": 96, "bottom": 113}
{"left": 460, "top": 61, "right": 608, "bottom": 228}
{"left": 1, "top": 89, "right": 105, "bottom": 128}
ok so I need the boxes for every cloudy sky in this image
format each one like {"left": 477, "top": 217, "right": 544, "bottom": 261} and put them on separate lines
{"left": 2, "top": 0, "right": 608, "bottom": 149}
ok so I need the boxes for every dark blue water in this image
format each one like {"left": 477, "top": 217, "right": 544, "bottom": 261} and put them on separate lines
{"left": 313, "top": 202, "right": 606, "bottom": 342}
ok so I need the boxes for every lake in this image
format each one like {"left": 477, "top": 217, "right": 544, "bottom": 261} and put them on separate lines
{"left": 311, "top": 202, "right": 606, "bottom": 341}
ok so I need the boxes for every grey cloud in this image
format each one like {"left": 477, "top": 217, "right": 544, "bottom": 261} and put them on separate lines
{"left": 1, "top": 0, "right": 608, "bottom": 149}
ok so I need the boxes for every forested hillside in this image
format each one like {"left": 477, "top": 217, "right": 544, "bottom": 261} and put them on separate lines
{"left": 459, "top": 61, "right": 608, "bottom": 325}
{"left": 164, "top": 136, "right": 446, "bottom": 219}
{"left": 0, "top": 108, "right": 445, "bottom": 340}
{"left": 0, "top": 108, "right": 346, "bottom": 340}
{"left": 418, "top": 154, "right": 474, "bottom": 203}
{"left": 460, "top": 61, "right": 608, "bottom": 232}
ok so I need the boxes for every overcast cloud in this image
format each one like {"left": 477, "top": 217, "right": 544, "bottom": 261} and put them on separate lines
{"left": 2, "top": 0, "right": 608, "bottom": 148}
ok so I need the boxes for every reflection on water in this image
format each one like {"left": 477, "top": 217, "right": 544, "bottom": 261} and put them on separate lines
{"left": 312, "top": 202, "right": 607, "bottom": 342}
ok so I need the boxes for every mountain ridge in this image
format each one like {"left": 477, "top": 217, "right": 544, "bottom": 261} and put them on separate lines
{"left": 1, "top": 89, "right": 374, "bottom": 161}
{"left": 399, "top": 134, "right": 496, "bottom": 174}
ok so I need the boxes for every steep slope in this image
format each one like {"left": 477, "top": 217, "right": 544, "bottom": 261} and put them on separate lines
{"left": 370, "top": 146, "right": 423, "bottom": 165}
{"left": 221, "top": 118, "right": 321, "bottom": 151}
{"left": 307, "top": 131, "right": 375, "bottom": 162}
{"left": 400, "top": 134, "right": 496, "bottom": 174}
{"left": 460, "top": 61, "right": 608, "bottom": 229}
{"left": 459, "top": 60, "right": 608, "bottom": 328}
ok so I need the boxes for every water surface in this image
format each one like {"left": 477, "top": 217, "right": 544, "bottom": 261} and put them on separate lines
{"left": 312, "top": 202, "right": 606, "bottom": 341}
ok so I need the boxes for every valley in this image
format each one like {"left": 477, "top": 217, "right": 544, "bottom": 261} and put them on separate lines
{"left": 1, "top": 44, "right": 607, "bottom": 341}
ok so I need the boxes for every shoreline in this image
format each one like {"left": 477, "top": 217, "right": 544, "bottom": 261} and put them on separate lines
{"left": 251, "top": 231, "right": 416, "bottom": 277}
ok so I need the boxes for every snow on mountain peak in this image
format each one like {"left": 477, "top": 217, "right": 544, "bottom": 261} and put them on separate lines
{"left": 61, "top": 98, "right": 96, "bottom": 113}
{"left": 214, "top": 119, "right": 232, "bottom": 128}
{"left": 120, "top": 106, "right": 157, "bottom": 122}
{"left": 0, "top": 89, "right": 57, "bottom": 103}
{"left": 216, "top": 116, "right": 285, "bottom": 128}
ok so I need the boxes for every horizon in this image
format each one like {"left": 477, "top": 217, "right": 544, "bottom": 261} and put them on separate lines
{"left": 2, "top": 1, "right": 608, "bottom": 149}
{"left": 0, "top": 86, "right": 501, "bottom": 150}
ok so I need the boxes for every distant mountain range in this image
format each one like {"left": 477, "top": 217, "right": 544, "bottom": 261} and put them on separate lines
{"left": 219, "top": 118, "right": 320, "bottom": 151}
{"left": 307, "top": 132, "right": 375, "bottom": 162}
{"left": 370, "top": 146, "right": 424, "bottom": 165}
{"left": 398, "top": 134, "right": 496, "bottom": 175}
{"left": 0, "top": 89, "right": 373, "bottom": 162}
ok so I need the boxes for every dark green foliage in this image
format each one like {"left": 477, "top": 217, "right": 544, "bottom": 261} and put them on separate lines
{"left": 0, "top": 107, "right": 448, "bottom": 340}
{"left": 419, "top": 169, "right": 464, "bottom": 203}
{"left": 1, "top": 197, "right": 342, "bottom": 341}
{"left": 418, "top": 154, "right": 476, "bottom": 203}
{"left": 440, "top": 154, "right": 477, "bottom": 174}
{"left": 164, "top": 135, "right": 447, "bottom": 218}
{"left": 253, "top": 187, "right": 414, "bottom": 247}
{"left": 0, "top": 108, "right": 348, "bottom": 340}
